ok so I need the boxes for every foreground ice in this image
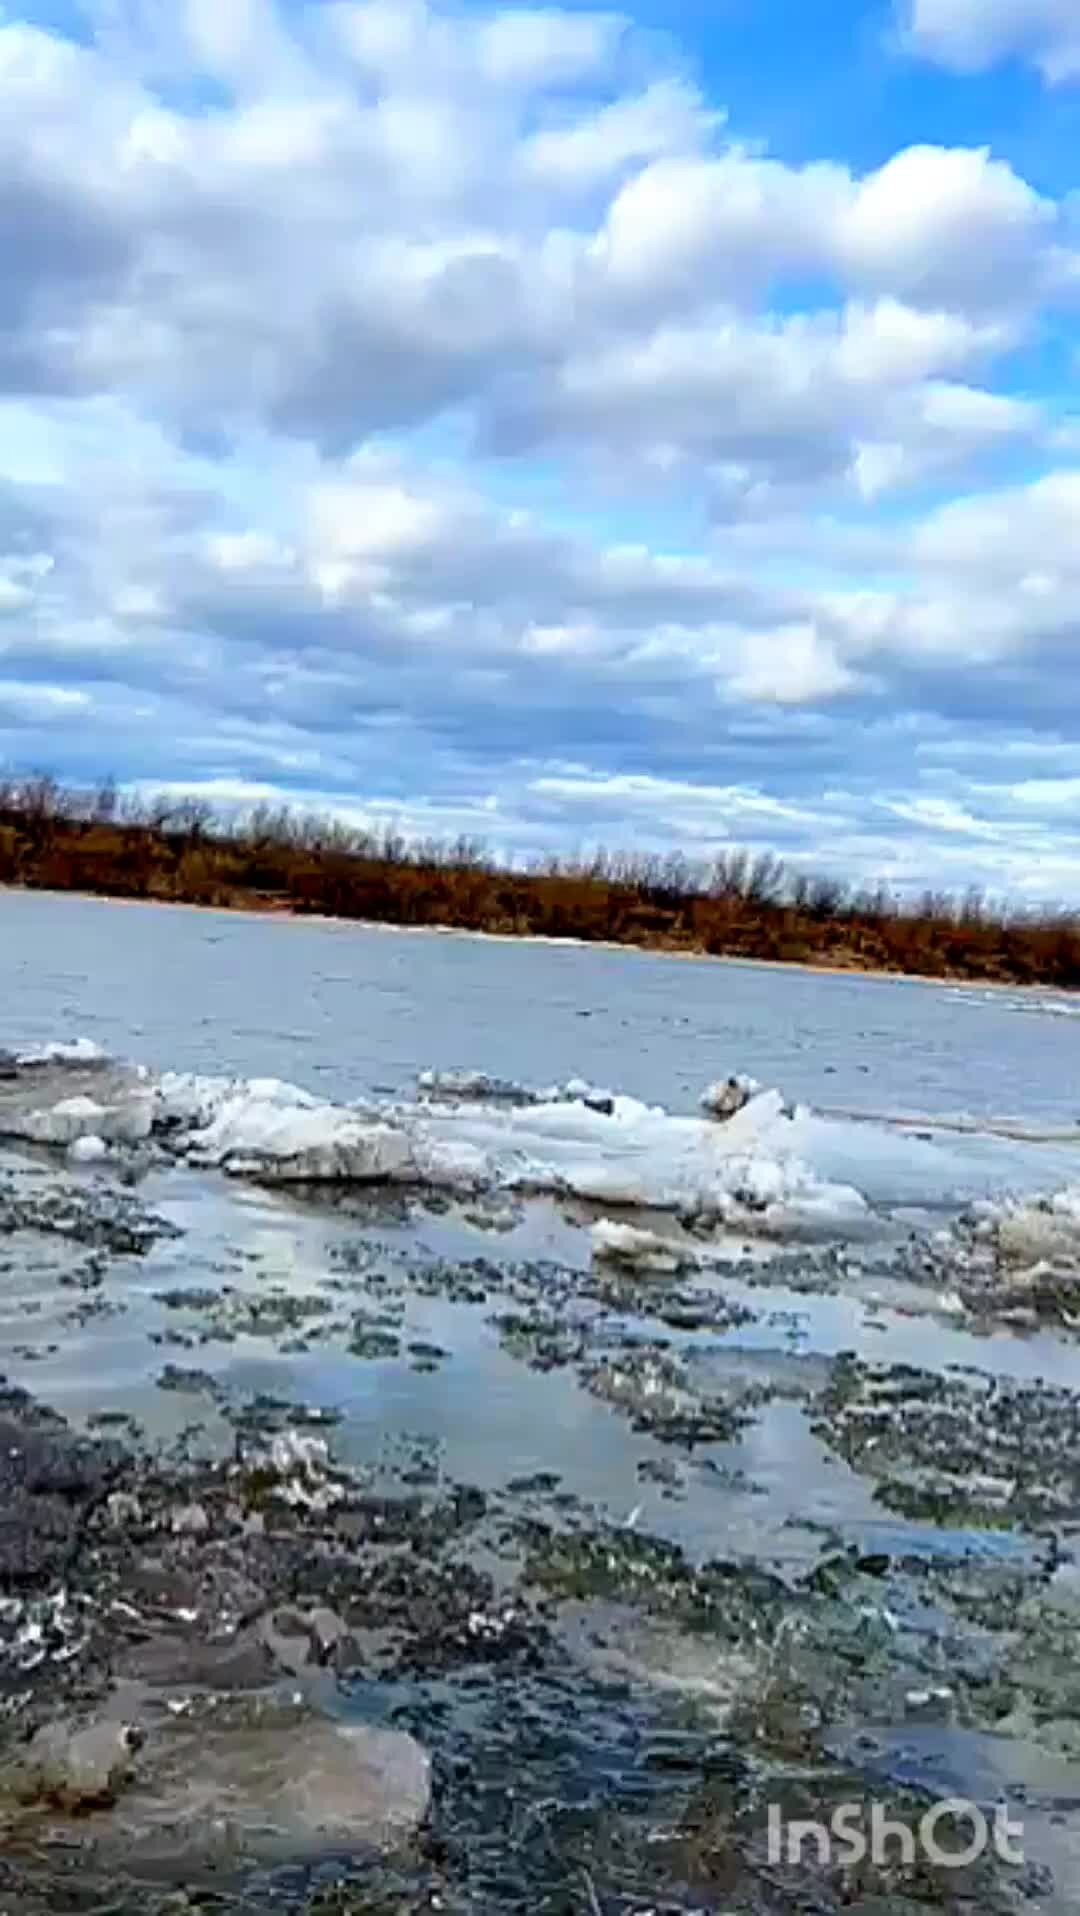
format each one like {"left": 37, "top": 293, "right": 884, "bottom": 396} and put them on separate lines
{"left": 0, "top": 1046, "right": 868, "bottom": 1234}
{"left": 7, "top": 1039, "right": 1080, "bottom": 1257}
{"left": 929, "top": 1186, "right": 1080, "bottom": 1315}
{"left": 149, "top": 1069, "right": 871, "bottom": 1234}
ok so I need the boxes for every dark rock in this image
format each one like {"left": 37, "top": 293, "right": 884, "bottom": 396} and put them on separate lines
{"left": 0, "top": 1403, "right": 123, "bottom": 1588}
{"left": 117, "top": 1628, "right": 277, "bottom": 1691}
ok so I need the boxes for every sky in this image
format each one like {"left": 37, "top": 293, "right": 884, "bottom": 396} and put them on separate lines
{"left": 1, "top": 0, "right": 1080, "bottom": 898}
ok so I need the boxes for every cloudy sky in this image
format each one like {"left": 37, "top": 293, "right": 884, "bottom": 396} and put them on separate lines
{"left": 1, "top": 0, "right": 1080, "bottom": 896}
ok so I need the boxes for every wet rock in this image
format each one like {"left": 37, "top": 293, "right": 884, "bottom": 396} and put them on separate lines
{"left": 0, "top": 1588, "right": 91, "bottom": 1678}
{"left": 153, "top": 1286, "right": 223, "bottom": 1311}
{"left": 300, "top": 1604, "right": 349, "bottom": 1660}
{"left": 116, "top": 1628, "right": 278, "bottom": 1691}
{"left": 0, "top": 1400, "right": 123, "bottom": 1588}
{"left": 156, "top": 1363, "right": 220, "bottom": 1397}
{"left": 812, "top": 1355, "right": 1080, "bottom": 1528}
{"left": 348, "top": 1316, "right": 401, "bottom": 1360}
{"left": 417, "top": 1069, "right": 537, "bottom": 1105}
{"left": 259, "top": 1609, "right": 315, "bottom": 1677}
{"left": 584, "top": 1350, "right": 752, "bottom": 1448}
{"left": 0, "top": 1164, "right": 177, "bottom": 1254}
{"left": 3, "top": 1717, "right": 143, "bottom": 1810}
{"left": 100, "top": 1700, "right": 430, "bottom": 1871}
{"left": 227, "top": 1393, "right": 342, "bottom": 1437}
{"left": 259, "top": 1603, "right": 351, "bottom": 1675}
{"left": 904, "top": 1683, "right": 955, "bottom": 1723}
{"left": 250, "top": 1430, "right": 348, "bottom": 1512}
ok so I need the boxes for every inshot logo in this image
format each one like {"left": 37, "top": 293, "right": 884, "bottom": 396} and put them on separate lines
{"left": 767, "top": 1799, "right": 1024, "bottom": 1871}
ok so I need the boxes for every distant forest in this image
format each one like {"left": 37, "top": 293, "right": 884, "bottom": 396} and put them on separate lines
{"left": 1, "top": 772, "right": 1078, "bottom": 987}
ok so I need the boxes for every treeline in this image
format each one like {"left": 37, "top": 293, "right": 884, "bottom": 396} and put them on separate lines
{"left": 1, "top": 772, "right": 1079, "bottom": 986}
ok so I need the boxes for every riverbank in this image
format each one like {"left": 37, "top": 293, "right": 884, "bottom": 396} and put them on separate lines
{"left": 2, "top": 778, "right": 1078, "bottom": 988}
{"left": 1, "top": 1047, "right": 1080, "bottom": 1910}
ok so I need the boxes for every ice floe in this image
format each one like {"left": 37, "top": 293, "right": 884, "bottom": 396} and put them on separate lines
{"left": 9, "top": 1041, "right": 1080, "bottom": 1261}
{"left": 980, "top": 1186, "right": 1080, "bottom": 1268}
{"left": 873, "top": 1180, "right": 1080, "bottom": 1325}
{"left": 7, "top": 1087, "right": 154, "bottom": 1149}
{"left": 68, "top": 1135, "right": 109, "bottom": 1165}
{"left": 140, "top": 1067, "right": 876, "bottom": 1237}
{"left": 947, "top": 988, "right": 1080, "bottom": 1021}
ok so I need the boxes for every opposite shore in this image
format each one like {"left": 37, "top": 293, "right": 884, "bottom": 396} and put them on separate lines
{"left": 2, "top": 775, "right": 1079, "bottom": 989}
{"left": 4, "top": 881, "right": 1068, "bottom": 997}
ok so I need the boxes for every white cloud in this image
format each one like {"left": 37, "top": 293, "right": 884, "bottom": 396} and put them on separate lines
{"left": 0, "top": 0, "right": 1077, "bottom": 896}
{"left": 474, "top": 7, "right": 621, "bottom": 86}
{"left": 591, "top": 151, "right": 848, "bottom": 309}
{"left": 206, "top": 531, "right": 297, "bottom": 575}
{"left": 496, "top": 301, "right": 1037, "bottom": 500}
{"left": 902, "top": 0, "right": 1080, "bottom": 83}
{"left": 837, "top": 145, "right": 1058, "bottom": 309}
{"left": 518, "top": 80, "right": 715, "bottom": 189}
{"left": 0, "top": 3, "right": 1069, "bottom": 475}
{"left": 591, "top": 141, "right": 1067, "bottom": 322}
{"left": 726, "top": 623, "right": 858, "bottom": 705}
{"left": 912, "top": 469, "right": 1080, "bottom": 579}
{"left": 0, "top": 574, "right": 32, "bottom": 611}
{"left": 0, "top": 680, "right": 91, "bottom": 720}
{"left": 834, "top": 299, "right": 1008, "bottom": 384}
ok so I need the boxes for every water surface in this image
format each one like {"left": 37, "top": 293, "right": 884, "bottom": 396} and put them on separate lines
{"left": 2, "top": 888, "right": 1080, "bottom": 1911}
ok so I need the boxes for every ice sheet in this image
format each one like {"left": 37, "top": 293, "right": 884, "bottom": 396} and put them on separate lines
{"left": 146, "top": 1068, "right": 870, "bottom": 1231}
{"left": 6, "top": 1042, "right": 1080, "bottom": 1254}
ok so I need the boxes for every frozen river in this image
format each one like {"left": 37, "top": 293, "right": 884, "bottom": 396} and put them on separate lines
{"left": 2, "top": 886, "right": 1080, "bottom": 1912}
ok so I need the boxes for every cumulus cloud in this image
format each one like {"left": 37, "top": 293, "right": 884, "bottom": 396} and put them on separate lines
{"left": 0, "top": 0, "right": 1070, "bottom": 478}
{"left": 902, "top": 0, "right": 1080, "bottom": 83}
{"left": 490, "top": 299, "right": 1038, "bottom": 501}
{"left": 0, "top": 0, "right": 1077, "bottom": 896}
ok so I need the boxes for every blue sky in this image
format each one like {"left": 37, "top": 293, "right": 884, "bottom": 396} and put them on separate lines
{"left": 1, "top": 0, "right": 1080, "bottom": 896}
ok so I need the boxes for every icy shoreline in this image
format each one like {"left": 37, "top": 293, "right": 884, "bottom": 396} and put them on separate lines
{"left": 0, "top": 1046, "right": 870, "bottom": 1238}
{"left": 2, "top": 1038, "right": 1080, "bottom": 1909}
{"left": 7, "top": 1041, "right": 1080, "bottom": 1306}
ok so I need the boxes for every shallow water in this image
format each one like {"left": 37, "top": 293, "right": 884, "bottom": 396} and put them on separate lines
{"left": 2, "top": 890, "right": 1080, "bottom": 1911}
